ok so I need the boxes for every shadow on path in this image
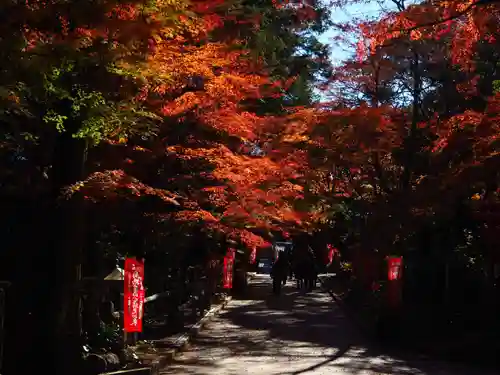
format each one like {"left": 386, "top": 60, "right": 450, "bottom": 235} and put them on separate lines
{"left": 160, "top": 275, "right": 497, "bottom": 375}
{"left": 285, "top": 345, "right": 352, "bottom": 375}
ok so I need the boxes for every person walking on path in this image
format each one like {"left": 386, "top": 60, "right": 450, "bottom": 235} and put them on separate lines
{"left": 270, "top": 254, "right": 289, "bottom": 295}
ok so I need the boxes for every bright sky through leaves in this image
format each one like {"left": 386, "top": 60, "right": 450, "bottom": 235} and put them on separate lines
{"left": 319, "top": 1, "right": 419, "bottom": 63}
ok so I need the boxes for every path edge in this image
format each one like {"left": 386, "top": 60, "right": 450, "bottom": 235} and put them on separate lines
{"left": 101, "top": 273, "right": 260, "bottom": 375}
{"left": 97, "top": 295, "right": 233, "bottom": 375}
{"left": 148, "top": 294, "right": 233, "bottom": 375}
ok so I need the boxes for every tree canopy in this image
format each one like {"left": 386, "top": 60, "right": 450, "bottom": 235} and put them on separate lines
{"left": 2, "top": 0, "right": 500, "bottom": 373}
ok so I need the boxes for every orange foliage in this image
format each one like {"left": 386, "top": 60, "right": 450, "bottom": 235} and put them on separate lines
{"left": 37, "top": 0, "right": 312, "bottom": 249}
{"left": 273, "top": 104, "right": 404, "bottom": 200}
{"left": 420, "top": 93, "right": 500, "bottom": 200}
{"left": 65, "top": 169, "right": 180, "bottom": 206}
{"left": 357, "top": 0, "right": 499, "bottom": 69}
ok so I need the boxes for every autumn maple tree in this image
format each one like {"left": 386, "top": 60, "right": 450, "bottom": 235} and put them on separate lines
{"left": 1, "top": 1, "right": 334, "bottom": 373}
{"left": 3, "top": 0, "right": 499, "bottom": 371}
{"left": 287, "top": 0, "right": 500, "bottom": 348}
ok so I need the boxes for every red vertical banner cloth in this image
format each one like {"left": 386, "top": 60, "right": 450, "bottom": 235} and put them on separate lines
{"left": 223, "top": 249, "right": 235, "bottom": 289}
{"left": 387, "top": 256, "right": 403, "bottom": 281}
{"left": 249, "top": 247, "right": 257, "bottom": 264}
{"left": 124, "top": 258, "right": 145, "bottom": 333}
{"left": 386, "top": 256, "right": 403, "bottom": 309}
{"left": 326, "top": 244, "right": 338, "bottom": 264}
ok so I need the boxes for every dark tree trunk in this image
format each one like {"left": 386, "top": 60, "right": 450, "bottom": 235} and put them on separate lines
{"left": 40, "top": 107, "right": 88, "bottom": 374}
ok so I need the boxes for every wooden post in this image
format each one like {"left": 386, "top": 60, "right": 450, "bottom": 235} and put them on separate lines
{"left": 121, "top": 292, "right": 127, "bottom": 348}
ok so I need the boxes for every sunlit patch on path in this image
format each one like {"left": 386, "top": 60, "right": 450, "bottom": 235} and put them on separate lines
{"left": 160, "top": 274, "right": 495, "bottom": 375}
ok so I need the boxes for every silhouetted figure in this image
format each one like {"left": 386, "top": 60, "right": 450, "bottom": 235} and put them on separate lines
{"left": 305, "top": 248, "right": 318, "bottom": 291}
{"left": 293, "top": 247, "right": 317, "bottom": 292}
{"left": 294, "top": 260, "right": 305, "bottom": 290}
{"left": 271, "top": 255, "right": 289, "bottom": 295}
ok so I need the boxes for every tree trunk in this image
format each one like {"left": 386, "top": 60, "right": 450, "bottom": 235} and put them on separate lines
{"left": 402, "top": 49, "right": 421, "bottom": 188}
{"left": 41, "top": 112, "right": 88, "bottom": 374}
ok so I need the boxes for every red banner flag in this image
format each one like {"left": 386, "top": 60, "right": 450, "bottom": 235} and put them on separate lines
{"left": 223, "top": 256, "right": 234, "bottom": 289}
{"left": 387, "top": 256, "right": 403, "bottom": 281}
{"left": 326, "top": 244, "right": 338, "bottom": 264}
{"left": 124, "top": 258, "right": 145, "bottom": 332}
{"left": 249, "top": 247, "right": 257, "bottom": 264}
{"left": 223, "top": 249, "right": 235, "bottom": 289}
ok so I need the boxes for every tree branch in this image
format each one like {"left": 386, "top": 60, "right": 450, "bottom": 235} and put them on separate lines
{"left": 399, "top": 0, "right": 500, "bottom": 33}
